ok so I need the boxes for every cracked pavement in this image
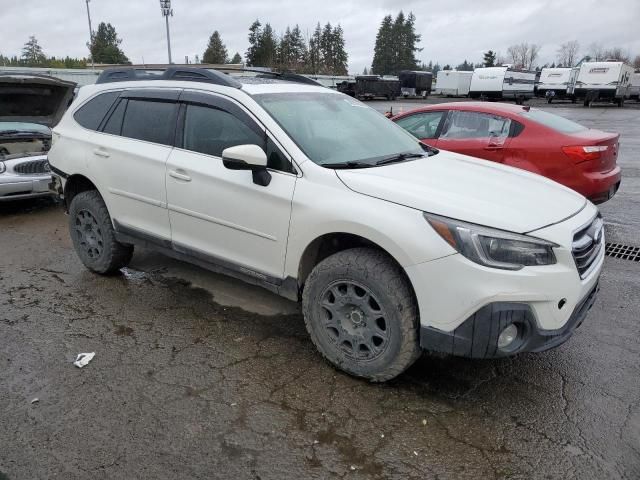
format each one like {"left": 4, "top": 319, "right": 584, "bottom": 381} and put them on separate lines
{"left": 1, "top": 100, "right": 639, "bottom": 479}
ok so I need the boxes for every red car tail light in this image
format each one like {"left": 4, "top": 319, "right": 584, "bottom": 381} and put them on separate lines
{"left": 561, "top": 145, "right": 608, "bottom": 164}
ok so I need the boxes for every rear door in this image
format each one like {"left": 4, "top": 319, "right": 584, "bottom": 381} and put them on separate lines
{"left": 165, "top": 90, "right": 297, "bottom": 281}
{"left": 89, "top": 89, "right": 179, "bottom": 242}
{"left": 393, "top": 110, "right": 446, "bottom": 146}
{"left": 435, "top": 110, "right": 513, "bottom": 163}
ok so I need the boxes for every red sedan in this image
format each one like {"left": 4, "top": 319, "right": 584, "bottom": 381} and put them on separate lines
{"left": 392, "top": 102, "right": 621, "bottom": 204}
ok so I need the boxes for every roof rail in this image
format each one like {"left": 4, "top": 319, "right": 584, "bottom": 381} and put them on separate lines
{"left": 95, "top": 65, "right": 324, "bottom": 88}
{"left": 95, "top": 66, "right": 242, "bottom": 88}
{"left": 213, "top": 66, "right": 323, "bottom": 86}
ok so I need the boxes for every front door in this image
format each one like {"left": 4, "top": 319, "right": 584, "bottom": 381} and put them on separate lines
{"left": 165, "top": 91, "right": 297, "bottom": 281}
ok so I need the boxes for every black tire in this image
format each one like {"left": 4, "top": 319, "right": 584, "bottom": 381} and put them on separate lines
{"left": 302, "top": 247, "right": 421, "bottom": 382}
{"left": 68, "top": 190, "right": 133, "bottom": 274}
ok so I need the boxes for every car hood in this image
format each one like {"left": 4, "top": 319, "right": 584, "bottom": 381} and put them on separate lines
{"left": 336, "top": 152, "right": 587, "bottom": 233}
{"left": 0, "top": 74, "right": 76, "bottom": 127}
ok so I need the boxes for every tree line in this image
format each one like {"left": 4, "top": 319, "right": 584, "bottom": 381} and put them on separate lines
{"left": 4, "top": 16, "right": 640, "bottom": 74}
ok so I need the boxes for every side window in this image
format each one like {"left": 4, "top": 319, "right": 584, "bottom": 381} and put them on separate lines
{"left": 182, "top": 104, "right": 263, "bottom": 158}
{"left": 102, "top": 99, "right": 127, "bottom": 135}
{"left": 73, "top": 91, "right": 120, "bottom": 130}
{"left": 121, "top": 99, "right": 177, "bottom": 146}
{"left": 395, "top": 111, "right": 444, "bottom": 139}
{"left": 440, "top": 111, "right": 512, "bottom": 140}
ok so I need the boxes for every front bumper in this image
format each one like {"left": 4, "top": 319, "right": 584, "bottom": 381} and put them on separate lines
{"left": 420, "top": 281, "right": 599, "bottom": 358}
{"left": 405, "top": 203, "right": 603, "bottom": 358}
{"left": 0, "top": 175, "right": 54, "bottom": 201}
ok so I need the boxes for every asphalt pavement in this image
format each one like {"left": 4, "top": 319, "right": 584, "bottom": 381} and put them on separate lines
{"left": 0, "top": 98, "right": 638, "bottom": 479}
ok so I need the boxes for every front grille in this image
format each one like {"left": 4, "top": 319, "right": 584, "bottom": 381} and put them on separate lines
{"left": 572, "top": 215, "right": 604, "bottom": 278}
{"left": 13, "top": 159, "right": 51, "bottom": 175}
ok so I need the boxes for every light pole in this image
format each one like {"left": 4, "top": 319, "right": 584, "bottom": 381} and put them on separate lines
{"left": 159, "top": 0, "right": 173, "bottom": 64}
{"left": 85, "top": 0, "right": 94, "bottom": 68}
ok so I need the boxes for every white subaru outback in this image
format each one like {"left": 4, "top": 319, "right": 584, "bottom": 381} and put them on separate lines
{"left": 48, "top": 67, "right": 604, "bottom": 381}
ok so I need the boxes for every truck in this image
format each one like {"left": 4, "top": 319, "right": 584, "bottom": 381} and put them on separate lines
{"left": 435, "top": 70, "right": 473, "bottom": 97}
{"left": 469, "top": 66, "right": 536, "bottom": 104}
{"left": 398, "top": 71, "right": 433, "bottom": 98}
{"left": 536, "top": 67, "right": 578, "bottom": 103}
{"left": 628, "top": 72, "right": 640, "bottom": 101}
{"left": 569, "top": 61, "right": 634, "bottom": 107}
{"left": 354, "top": 75, "right": 401, "bottom": 100}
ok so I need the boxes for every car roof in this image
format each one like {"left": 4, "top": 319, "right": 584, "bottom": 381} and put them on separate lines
{"left": 392, "top": 101, "right": 532, "bottom": 119}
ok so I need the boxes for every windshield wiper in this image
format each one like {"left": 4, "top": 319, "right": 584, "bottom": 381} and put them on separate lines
{"left": 375, "top": 152, "right": 427, "bottom": 166}
{"left": 321, "top": 161, "right": 374, "bottom": 169}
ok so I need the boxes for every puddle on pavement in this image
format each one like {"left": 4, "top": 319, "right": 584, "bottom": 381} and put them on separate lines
{"left": 114, "top": 324, "right": 135, "bottom": 336}
{"left": 119, "top": 267, "right": 149, "bottom": 282}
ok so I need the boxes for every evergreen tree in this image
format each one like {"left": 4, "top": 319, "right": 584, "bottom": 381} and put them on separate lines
{"left": 90, "top": 22, "right": 128, "bottom": 64}
{"left": 372, "top": 12, "right": 421, "bottom": 75}
{"left": 245, "top": 20, "right": 278, "bottom": 68}
{"left": 483, "top": 50, "right": 496, "bottom": 67}
{"left": 371, "top": 15, "right": 393, "bottom": 75}
{"left": 307, "top": 23, "right": 323, "bottom": 74}
{"left": 202, "top": 31, "right": 228, "bottom": 64}
{"left": 230, "top": 52, "right": 242, "bottom": 64}
{"left": 456, "top": 59, "right": 473, "bottom": 71}
{"left": 246, "top": 20, "right": 262, "bottom": 66}
{"left": 21, "top": 36, "right": 46, "bottom": 66}
{"left": 363, "top": 67, "right": 369, "bottom": 75}
{"left": 443, "top": 64, "right": 451, "bottom": 70}
{"left": 329, "top": 24, "right": 348, "bottom": 75}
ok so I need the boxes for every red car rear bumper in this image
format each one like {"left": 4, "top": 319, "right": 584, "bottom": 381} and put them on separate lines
{"left": 577, "top": 165, "right": 622, "bottom": 204}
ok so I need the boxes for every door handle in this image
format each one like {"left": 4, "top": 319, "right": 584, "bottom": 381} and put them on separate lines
{"left": 169, "top": 169, "right": 192, "bottom": 182}
{"left": 93, "top": 148, "right": 110, "bottom": 158}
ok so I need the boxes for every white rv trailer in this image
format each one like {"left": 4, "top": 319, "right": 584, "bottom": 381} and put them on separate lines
{"left": 569, "top": 61, "right": 634, "bottom": 107}
{"left": 629, "top": 72, "right": 640, "bottom": 101}
{"left": 536, "top": 67, "right": 577, "bottom": 102}
{"left": 469, "top": 66, "right": 535, "bottom": 103}
{"left": 435, "top": 70, "right": 473, "bottom": 96}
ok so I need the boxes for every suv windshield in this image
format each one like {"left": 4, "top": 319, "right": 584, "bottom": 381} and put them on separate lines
{"left": 254, "top": 92, "right": 426, "bottom": 167}
{"left": 520, "top": 109, "right": 587, "bottom": 134}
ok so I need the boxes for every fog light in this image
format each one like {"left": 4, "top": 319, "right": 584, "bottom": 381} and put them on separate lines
{"left": 498, "top": 324, "right": 518, "bottom": 349}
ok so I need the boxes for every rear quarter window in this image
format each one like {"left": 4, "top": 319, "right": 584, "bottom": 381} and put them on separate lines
{"left": 520, "top": 109, "right": 587, "bottom": 134}
{"left": 73, "top": 91, "right": 121, "bottom": 130}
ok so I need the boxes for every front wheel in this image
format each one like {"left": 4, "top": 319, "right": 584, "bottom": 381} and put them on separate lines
{"left": 302, "top": 248, "right": 421, "bottom": 382}
{"left": 68, "top": 190, "right": 133, "bottom": 274}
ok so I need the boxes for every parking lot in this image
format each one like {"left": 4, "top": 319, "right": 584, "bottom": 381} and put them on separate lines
{"left": 1, "top": 98, "right": 639, "bottom": 479}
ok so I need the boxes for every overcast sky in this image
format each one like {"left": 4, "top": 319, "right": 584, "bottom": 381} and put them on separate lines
{"left": 2, "top": 0, "right": 639, "bottom": 73}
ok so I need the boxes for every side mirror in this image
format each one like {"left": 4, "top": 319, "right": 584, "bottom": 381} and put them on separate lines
{"left": 222, "top": 144, "right": 271, "bottom": 187}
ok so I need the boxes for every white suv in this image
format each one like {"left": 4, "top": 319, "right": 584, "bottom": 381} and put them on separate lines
{"left": 48, "top": 67, "right": 604, "bottom": 381}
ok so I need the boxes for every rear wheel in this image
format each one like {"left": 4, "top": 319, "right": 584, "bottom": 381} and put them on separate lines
{"left": 302, "top": 248, "right": 421, "bottom": 382}
{"left": 68, "top": 190, "right": 133, "bottom": 274}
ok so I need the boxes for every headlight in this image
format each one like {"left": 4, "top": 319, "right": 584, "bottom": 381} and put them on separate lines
{"left": 0, "top": 161, "right": 5, "bottom": 174}
{"left": 424, "top": 213, "right": 557, "bottom": 270}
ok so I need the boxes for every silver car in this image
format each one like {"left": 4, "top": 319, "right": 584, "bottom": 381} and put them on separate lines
{"left": 0, "top": 74, "right": 75, "bottom": 201}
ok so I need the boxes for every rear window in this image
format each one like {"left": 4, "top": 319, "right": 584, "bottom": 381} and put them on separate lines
{"left": 121, "top": 99, "right": 177, "bottom": 145}
{"left": 74, "top": 91, "right": 120, "bottom": 130}
{"left": 520, "top": 109, "right": 587, "bottom": 134}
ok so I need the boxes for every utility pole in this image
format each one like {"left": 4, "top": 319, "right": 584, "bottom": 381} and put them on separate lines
{"left": 159, "top": 0, "right": 173, "bottom": 64}
{"left": 85, "top": 0, "right": 94, "bottom": 68}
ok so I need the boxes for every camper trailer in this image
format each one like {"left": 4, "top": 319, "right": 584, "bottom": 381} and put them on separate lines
{"left": 569, "top": 61, "right": 634, "bottom": 107}
{"left": 537, "top": 67, "right": 576, "bottom": 102}
{"left": 469, "top": 66, "right": 535, "bottom": 103}
{"left": 435, "top": 70, "right": 473, "bottom": 96}
{"left": 629, "top": 72, "right": 640, "bottom": 101}
{"left": 398, "top": 71, "right": 433, "bottom": 98}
